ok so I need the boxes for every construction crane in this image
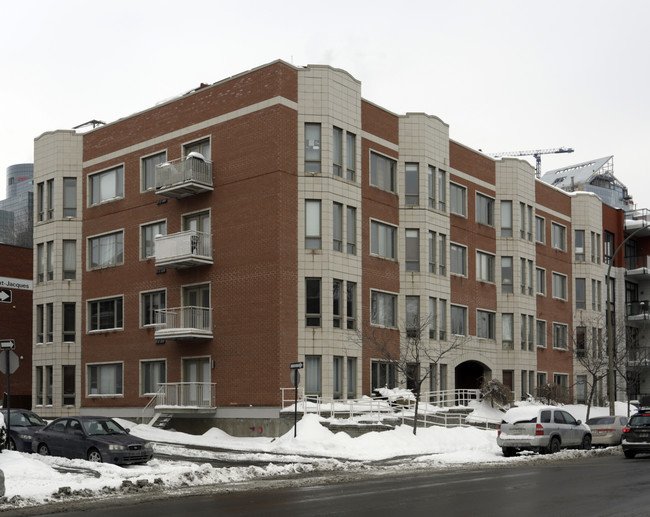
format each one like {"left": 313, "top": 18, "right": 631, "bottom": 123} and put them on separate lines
{"left": 490, "top": 147, "right": 574, "bottom": 178}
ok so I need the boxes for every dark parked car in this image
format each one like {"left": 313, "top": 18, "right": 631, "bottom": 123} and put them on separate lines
{"left": 622, "top": 409, "right": 650, "bottom": 458}
{"left": 32, "top": 416, "right": 153, "bottom": 465}
{"left": 0, "top": 409, "right": 47, "bottom": 452}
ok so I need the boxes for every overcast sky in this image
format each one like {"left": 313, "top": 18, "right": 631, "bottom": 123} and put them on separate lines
{"left": 1, "top": 0, "right": 648, "bottom": 209}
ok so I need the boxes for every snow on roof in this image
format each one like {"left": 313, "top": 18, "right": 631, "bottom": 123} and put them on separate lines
{"left": 502, "top": 405, "right": 554, "bottom": 423}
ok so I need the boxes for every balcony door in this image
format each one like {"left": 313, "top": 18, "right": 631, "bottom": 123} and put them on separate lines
{"left": 182, "top": 357, "right": 211, "bottom": 406}
{"left": 182, "top": 284, "right": 210, "bottom": 330}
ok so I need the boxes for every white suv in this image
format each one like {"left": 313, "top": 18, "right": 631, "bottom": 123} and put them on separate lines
{"left": 497, "top": 405, "right": 592, "bottom": 456}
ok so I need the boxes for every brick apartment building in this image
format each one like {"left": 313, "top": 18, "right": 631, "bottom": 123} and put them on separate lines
{"left": 31, "top": 60, "right": 649, "bottom": 434}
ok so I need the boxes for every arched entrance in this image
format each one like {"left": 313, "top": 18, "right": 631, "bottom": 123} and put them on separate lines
{"left": 455, "top": 360, "right": 491, "bottom": 391}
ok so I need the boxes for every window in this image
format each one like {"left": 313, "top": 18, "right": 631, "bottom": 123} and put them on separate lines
{"left": 36, "top": 304, "right": 44, "bottom": 343}
{"left": 502, "top": 313, "right": 514, "bottom": 349}
{"left": 535, "top": 216, "right": 545, "bottom": 244}
{"left": 142, "top": 290, "right": 166, "bottom": 327}
{"left": 88, "top": 363, "right": 123, "bottom": 396}
{"left": 46, "top": 241, "right": 54, "bottom": 280}
{"left": 346, "top": 282, "right": 356, "bottom": 330}
{"left": 141, "top": 360, "right": 166, "bottom": 396}
{"left": 553, "top": 323, "right": 568, "bottom": 349}
{"left": 62, "top": 365, "right": 75, "bottom": 406}
{"left": 88, "top": 297, "right": 123, "bottom": 331}
{"left": 520, "top": 258, "right": 527, "bottom": 295}
{"left": 141, "top": 221, "right": 166, "bottom": 259}
{"left": 450, "top": 183, "right": 466, "bottom": 216}
{"left": 476, "top": 193, "right": 494, "bottom": 226}
{"left": 501, "top": 200, "right": 513, "bottom": 237}
{"left": 451, "top": 305, "right": 467, "bottom": 336}
{"left": 476, "top": 251, "right": 495, "bottom": 283}
{"left": 333, "top": 203, "right": 343, "bottom": 251}
{"left": 429, "top": 297, "right": 437, "bottom": 339}
{"left": 536, "top": 268, "right": 546, "bottom": 295}
{"left": 371, "top": 360, "right": 397, "bottom": 391}
{"left": 552, "top": 272, "right": 567, "bottom": 300}
{"left": 501, "top": 256, "right": 513, "bottom": 293}
{"left": 592, "top": 280, "right": 602, "bottom": 311}
{"left": 576, "top": 278, "right": 586, "bottom": 310}
{"left": 591, "top": 232, "right": 601, "bottom": 264}
{"left": 575, "top": 230, "right": 585, "bottom": 261}
{"left": 37, "top": 182, "right": 44, "bottom": 221}
{"left": 47, "top": 179, "right": 54, "bottom": 219}
{"left": 450, "top": 243, "right": 467, "bottom": 276}
{"left": 371, "top": 220, "right": 397, "bottom": 259}
{"left": 576, "top": 326, "right": 586, "bottom": 357}
{"left": 89, "top": 231, "right": 124, "bottom": 268}
{"left": 333, "top": 279, "right": 346, "bottom": 329}
{"left": 347, "top": 357, "right": 357, "bottom": 398}
{"left": 63, "top": 177, "right": 77, "bottom": 217}
{"left": 333, "top": 356, "right": 343, "bottom": 399}
{"left": 346, "top": 132, "right": 356, "bottom": 181}
{"left": 184, "top": 138, "right": 210, "bottom": 159}
{"left": 520, "top": 203, "right": 526, "bottom": 239}
{"left": 346, "top": 206, "right": 356, "bottom": 254}
{"left": 305, "top": 355, "right": 322, "bottom": 395}
{"left": 370, "top": 152, "right": 396, "bottom": 192}
{"left": 527, "top": 205, "right": 533, "bottom": 241}
{"left": 477, "top": 310, "right": 495, "bottom": 339}
{"left": 305, "top": 278, "right": 321, "bottom": 327}
{"left": 46, "top": 303, "right": 53, "bottom": 343}
{"left": 536, "top": 320, "right": 547, "bottom": 348}
{"left": 438, "top": 234, "right": 447, "bottom": 275}
{"left": 89, "top": 165, "right": 124, "bottom": 205}
{"left": 428, "top": 166, "right": 435, "bottom": 208}
{"left": 551, "top": 223, "right": 566, "bottom": 251}
{"left": 438, "top": 169, "right": 446, "bottom": 211}
{"left": 406, "top": 296, "right": 420, "bottom": 338}
{"left": 371, "top": 290, "right": 397, "bottom": 327}
{"left": 305, "top": 200, "right": 321, "bottom": 249}
{"left": 528, "top": 315, "right": 534, "bottom": 350}
{"left": 405, "top": 163, "right": 419, "bottom": 205}
{"left": 36, "top": 366, "right": 43, "bottom": 405}
{"left": 405, "top": 229, "right": 420, "bottom": 271}
{"left": 62, "top": 302, "right": 75, "bottom": 342}
{"left": 428, "top": 231, "right": 436, "bottom": 273}
{"left": 527, "top": 260, "right": 533, "bottom": 295}
{"left": 37, "top": 243, "right": 44, "bottom": 283}
{"left": 439, "top": 299, "right": 447, "bottom": 341}
{"left": 305, "top": 123, "right": 321, "bottom": 173}
{"left": 63, "top": 240, "right": 76, "bottom": 280}
{"left": 142, "top": 151, "right": 166, "bottom": 191}
{"left": 45, "top": 365, "right": 53, "bottom": 405}
{"left": 604, "top": 231, "right": 615, "bottom": 264}
{"left": 333, "top": 127, "right": 343, "bottom": 176}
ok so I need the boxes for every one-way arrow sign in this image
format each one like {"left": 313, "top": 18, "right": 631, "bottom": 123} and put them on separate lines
{"left": 0, "top": 289, "right": 11, "bottom": 303}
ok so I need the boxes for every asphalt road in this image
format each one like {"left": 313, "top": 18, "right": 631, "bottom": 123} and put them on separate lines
{"left": 25, "top": 453, "right": 650, "bottom": 517}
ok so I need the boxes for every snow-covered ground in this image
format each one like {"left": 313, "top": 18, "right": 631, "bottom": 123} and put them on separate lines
{"left": 0, "top": 400, "right": 632, "bottom": 511}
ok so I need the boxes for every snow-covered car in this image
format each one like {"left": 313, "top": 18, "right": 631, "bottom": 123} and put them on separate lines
{"left": 0, "top": 409, "right": 47, "bottom": 452}
{"left": 497, "top": 405, "right": 592, "bottom": 456}
{"left": 585, "top": 415, "right": 627, "bottom": 446}
{"left": 32, "top": 416, "right": 153, "bottom": 465}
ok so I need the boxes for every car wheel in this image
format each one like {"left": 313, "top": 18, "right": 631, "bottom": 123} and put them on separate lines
{"left": 37, "top": 443, "right": 50, "bottom": 456}
{"left": 546, "top": 437, "right": 561, "bottom": 454}
{"left": 8, "top": 438, "right": 16, "bottom": 451}
{"left": 87, "top": 448, "right": 103, "bottom": 463}
{"left": 502, "top": 447, "right": 517, "bottom": 457}
{"left": 581, "top": 434, "right": 592, "bottom": 450}
{"left": 624, "top": 450, "right": 636, "bottom": 459}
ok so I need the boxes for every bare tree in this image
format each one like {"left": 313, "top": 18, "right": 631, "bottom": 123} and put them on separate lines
{"left": 357, "top": 313, "right": 466, "bottom": 435}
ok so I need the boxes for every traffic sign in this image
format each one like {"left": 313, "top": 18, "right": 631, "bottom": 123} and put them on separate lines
{"left": 0, "top": 351, "right": 19, "bottom": 374}
{"left": 0, "top": 340, "right": 15, "bottom": 350}
{"left": 0, "top": 289, "right": 11, "bottom": 303}
{"left": 290, "top": 361, "right": 304, "bottom": 369}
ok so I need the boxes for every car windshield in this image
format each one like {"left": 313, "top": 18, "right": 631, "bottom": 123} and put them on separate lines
{"left": 82, "top": 419, "right": 127, "bottom": 436}
{"left": 4, "top": 412, "right": 46, "bottom": 427}
{"left": 630, "top": 414, "right": 650, "bottom": 426}
{"left": 587, "top": 417, "right": 615, "bottom": 425}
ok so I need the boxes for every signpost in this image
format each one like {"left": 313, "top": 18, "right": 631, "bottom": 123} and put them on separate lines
{"left": 290, "top": 362, "right": 303, "bottom": 438}
{"left": 0, "top": 340, "right": 16, "bottom": 449}
{"left": 0, "top": 290, "right": 11, "bottom": 303}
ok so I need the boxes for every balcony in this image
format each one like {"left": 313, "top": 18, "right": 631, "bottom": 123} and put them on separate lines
{"left": 625, "top": 255, "right": 650, "bottom": 280}
{"left": 155, "top": 154, "right": 213, "bottom": 199}
{"left": 154, "top": 231, "right": 212, "bottom": 269}
{"left": 626, "top": 301, "right": 650, "bottom": 322}
{"left": 154, "top": 382, "right": 216, "bottom": 409}
{"left": 154, "top": 306, "right": 213, "bottom": 340}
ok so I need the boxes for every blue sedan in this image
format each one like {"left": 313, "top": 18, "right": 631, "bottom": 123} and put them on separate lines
{"left": 32, "top": 416, "right": 153, "bottom": 465}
